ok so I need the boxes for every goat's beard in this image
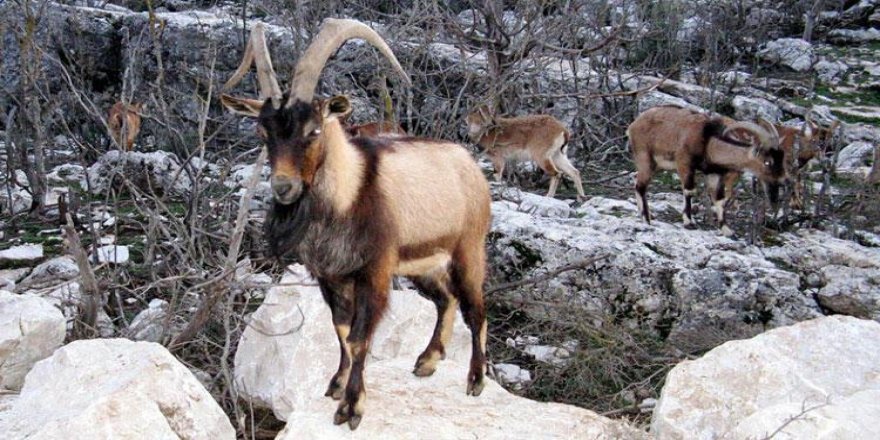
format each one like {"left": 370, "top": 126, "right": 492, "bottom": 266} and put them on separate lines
{"left": 264, "top": 191, "right": 313, "bottom": 260}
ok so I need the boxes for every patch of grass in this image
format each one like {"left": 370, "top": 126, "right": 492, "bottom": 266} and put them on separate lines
{"left": 831, "top": 110, "right": 880, "bottom": 125}
{"left": 487, "top": 299, "right": 680, "bottom": 426}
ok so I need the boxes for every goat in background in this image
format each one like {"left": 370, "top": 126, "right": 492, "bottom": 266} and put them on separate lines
{"left": 628, "top": 105, "right": 786, "bottom": 236}
{"left": 467, "top": 104, "right": 587, "bottom": 201}
{"left": 107, "top": 101, "right": 143, "bottom": 151}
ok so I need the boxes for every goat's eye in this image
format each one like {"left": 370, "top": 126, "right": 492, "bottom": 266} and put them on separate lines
{"left": 764, "top": 160, "right": 772, "bottom": 167}
{"left": 310, "top": 128, "right": 321, "bottom": 137}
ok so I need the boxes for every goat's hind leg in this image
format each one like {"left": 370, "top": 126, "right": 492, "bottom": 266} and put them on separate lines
{"left": 553, "top": 150, "right": 586, "bottom": 201}
{"left": 633, "top": 154, "right": 654, "bottom": 223}
{"left": 410, "top": 271, "right": 458, "bottom": 377}
{"left": 318, "top": 279, "right": 354, "bottom": 400}
{"left": 450, "top": 244, "right": 487, "bottom": 397}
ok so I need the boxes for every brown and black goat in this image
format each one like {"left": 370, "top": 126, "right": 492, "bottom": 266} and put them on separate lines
{"left": 628, "top": 106, "right": 785, "bottom": 236}
{"left": 774, "top": 114, "right": 840, "bottom": 209}
{"left": 466, "top": 105, "right": 587, "bottom": 201}
{"left": 108, "top": 101, "right": 143, "bottom": 151}
{"left": 220, "top": 20, "right": 491, "bottom": 430}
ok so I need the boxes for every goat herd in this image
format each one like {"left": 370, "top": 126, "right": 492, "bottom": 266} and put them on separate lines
{"left": 102, "top": 19, "right": 837, "bottom": 430}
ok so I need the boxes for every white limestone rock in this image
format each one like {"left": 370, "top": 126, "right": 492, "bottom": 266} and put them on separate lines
{"left": 274, "top": 357, "right": 644, "bottom": 440}
{"left": 16, "top": 256, "right": 79, "bottom": 291}
{"left": 0, "top": 245, "right": 43, "bottom": 264}
{"left": 235, "top": 266, "right": 646, "bottom": 439}
{"left": 836, "top": 141, "right": 875, "bottom": 170}
{"left": 814, "top": 59, "right": 849, "bottom": 85}
{"left": 46, "top": 164, "right": 85, "bottom": 186}
{"left": 0, "top": 291, "right": 66, "bottom": 391}
{"left": 0, "top": 338, "right": 235, "bottom": 439}
{"left": 126, "top": 299, "right": 170, "bottom": 342}
{"left": 86, "top": 150, "right": 193, "bottom": 195}
{"left": 493, "top": 363, "right": 532, "bottom": 389}
{"left": 732, "top": 95, "right": 783, "bottom": 123}
{"left": 652, "top": 316, "right": 880, "bottom": 440}
{"left": 758, "top": 38, "right": 814, "bottom": 72}
{"left": 637, "top": 91, "right": 705, "bottom": 114}
{"left": 0, "top": 268, "right": 31, "bottom": 291}
{"left": 94, "top": 245, "right": 130, "bottom": 265}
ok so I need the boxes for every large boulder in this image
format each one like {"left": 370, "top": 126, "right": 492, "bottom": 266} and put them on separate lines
{"left": 758, "top": 38, "right": 814, "bottom": 72}
{"left": 0, "top": 338, "right": 235, "bottom": 439}
{"left": 732, "top": 95, "right": 783, "bottom": 123}
{"left": 836, "top": 141, "right": 876, "bottom": 170}
{"left": 235, "top": 265, "right": 646, "bottom": 438}
{"left": 0, "top": 291, "right": 66, "bottom": 391}
{"left": 652, "top": 316, "right": 880, "bottom": 439}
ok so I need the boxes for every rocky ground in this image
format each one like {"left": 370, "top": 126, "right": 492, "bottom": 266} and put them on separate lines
{"left": 1, "top": 0, "right": 880, "bottom": 438}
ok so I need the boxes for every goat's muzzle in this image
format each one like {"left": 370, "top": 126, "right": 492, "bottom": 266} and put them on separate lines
{"left": 271, "top": 175, "right": 304, "bottom": 205}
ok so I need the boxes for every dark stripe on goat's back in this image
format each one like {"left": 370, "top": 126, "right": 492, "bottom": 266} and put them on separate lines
{"left": 704, "top": 119, "right": 751, "bottom": 147}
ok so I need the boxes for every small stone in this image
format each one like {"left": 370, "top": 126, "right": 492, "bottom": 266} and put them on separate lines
{"left": 94, "top": 245, "right": 130, "bottom": 265}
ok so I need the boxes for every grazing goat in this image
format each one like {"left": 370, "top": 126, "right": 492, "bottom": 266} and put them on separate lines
{"left": 466, "top": 105, "right": 586, "bottom": 201}
{"left": 108, "top": 101, "right": 143, "bottom": 151}
{"left": 221, "top": 20, "right": 491, "bottom": 430}
{"left": 628, "top": 106, "right": 786, "bottom": 236}
{"left": 775, "top": 114, "right": 840, "bottom": 209}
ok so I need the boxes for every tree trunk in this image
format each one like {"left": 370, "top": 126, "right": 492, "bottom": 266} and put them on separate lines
{"left": 868, "top": 144, "right": 880, "bottom": 184}
{"left": 803, "top": 0, "right": 827, "bottom": 42}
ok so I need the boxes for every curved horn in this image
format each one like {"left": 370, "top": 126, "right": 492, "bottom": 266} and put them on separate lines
{"left": 723, "top": 121, "right": 773, "bottom": 149}
{"left": 223, "top": 23, "right": 282, "bottom": 108}
{"left": 287, "top": 18, "right": 411, "bottom": 107}
{"left": 757, "top": 118, "right": 780, "bottom": 148}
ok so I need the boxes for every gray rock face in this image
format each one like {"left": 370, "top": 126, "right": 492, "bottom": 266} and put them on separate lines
{"left": 652, "top": 316, "right": 880, "bottom": 440}
{"left": 828, "top": 27, "right": 880, "bottom": 44}
{"left": 16, "top": 256, "right": 79, "bottom": 291}
{"left": 86, "top": 150, "right": 193, "bottom": 195}
{"left": 489, "top": 192, "right": 880, "bottom": 352}
{"left": 0, "top": 170, "right": 32, "bottom": 215}
{"left": 125, "top": 299, "right": 170, "bottom": 342}
{"left": 637, "top": 91, "right": 705, "bottom": 114}
{"left": 837, "top": 141, "right": 875, "bottom": 169}
{"left": 732, "top": 95, "right": 783, "bottom": 122}
{"left": 814, "top": 59, "right": 849, "bottom": 85}
{"left": 758, "top": 38, "right": 814, "bottom": 72}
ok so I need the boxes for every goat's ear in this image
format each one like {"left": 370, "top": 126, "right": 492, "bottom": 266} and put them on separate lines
{"left": 322, "top": 95, "right": 351, "bottom": 120}
{"left": 221, "top": 94, "right": 264, "bottom": 117}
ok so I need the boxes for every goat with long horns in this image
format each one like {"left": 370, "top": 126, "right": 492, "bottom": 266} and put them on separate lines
{"left": 221, "top": 20, "right": 491, "bottom": 430}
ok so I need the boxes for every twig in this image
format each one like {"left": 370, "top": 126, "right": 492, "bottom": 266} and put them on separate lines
{"left": 169, "top": 148, "right": 268, "bottom": 350}
{"left": 760, "top": 399, "right": 829, "bottom": 440}
{"left": 485, "top": 254, "right": 609, "bottom": 296}
{"left": 63, "top": 213, "right": 102, "bottom": 338}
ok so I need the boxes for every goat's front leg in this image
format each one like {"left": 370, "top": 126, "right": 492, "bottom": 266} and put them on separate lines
{"left": 706, "top": 173, "right": 734, "bottom": 236}
{"left": 333, "top": 266, "right": 392, "bottom": 430}
{"left": 318, "top": 279, "right": 355, "bottom": 400}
